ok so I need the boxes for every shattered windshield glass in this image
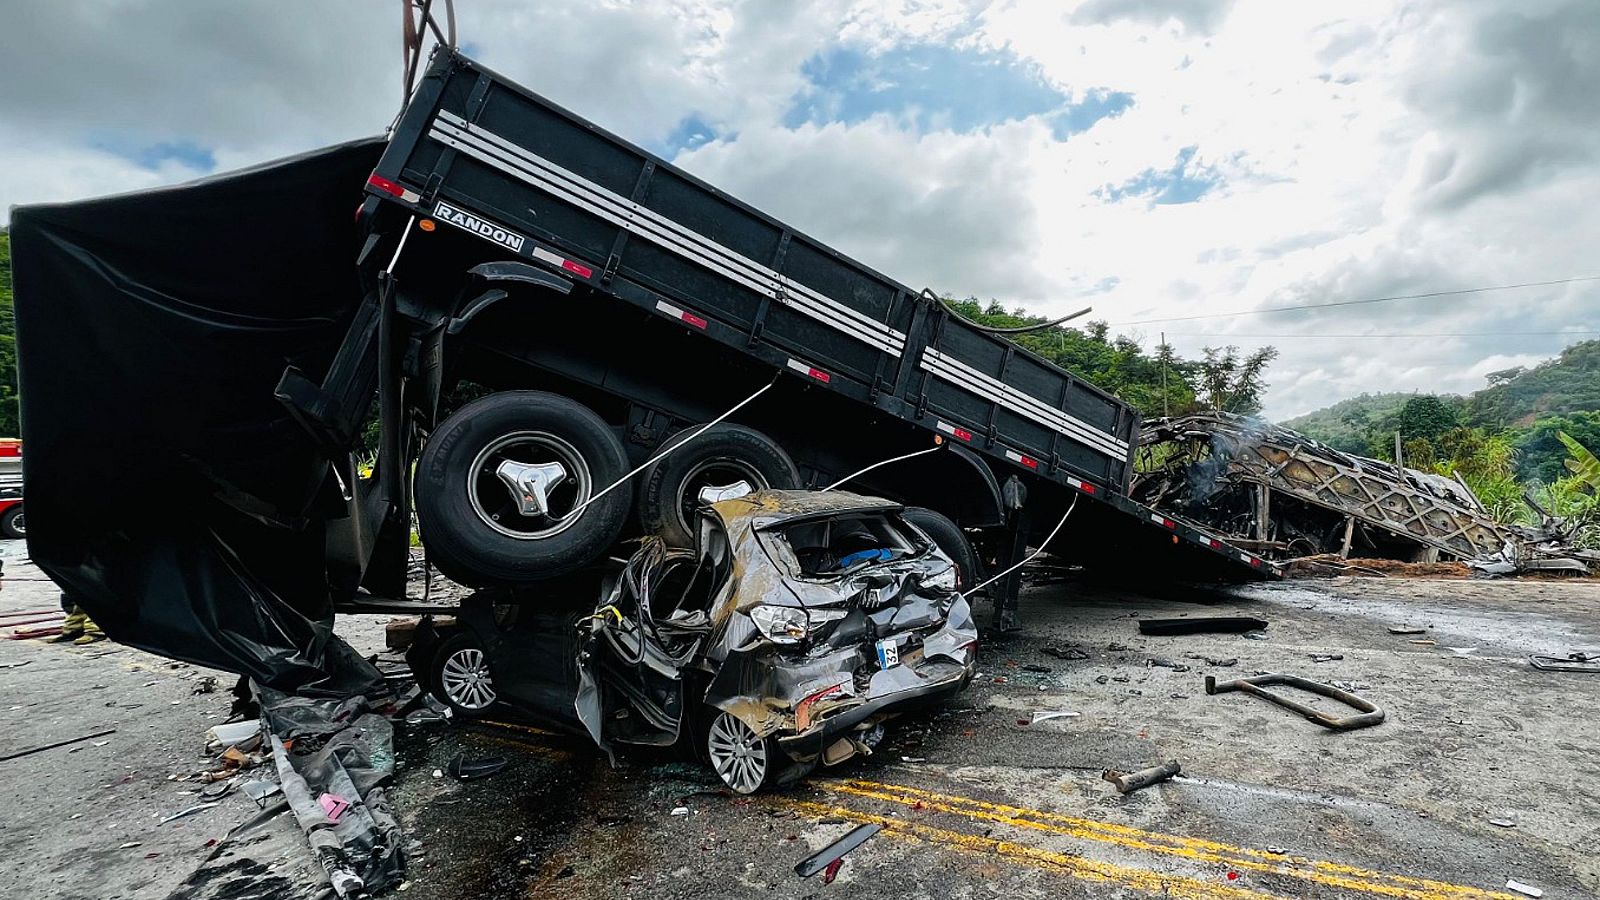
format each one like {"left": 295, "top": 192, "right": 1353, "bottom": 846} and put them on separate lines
{"left": 761, "top": 513, "right": 927, "bottom": 578}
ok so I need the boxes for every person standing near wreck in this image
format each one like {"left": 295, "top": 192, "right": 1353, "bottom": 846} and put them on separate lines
{"left": 54, "top": 591, "right": 104, "bottom": 644}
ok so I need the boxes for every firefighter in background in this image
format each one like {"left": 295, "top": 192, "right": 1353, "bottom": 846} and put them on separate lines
{"left": 55, "top": 591, "right": 104, "bottom": 644}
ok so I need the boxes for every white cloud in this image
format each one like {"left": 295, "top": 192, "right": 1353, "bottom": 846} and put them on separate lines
{"left": 1, "top": 0, "right": 1595, "bottom": 421}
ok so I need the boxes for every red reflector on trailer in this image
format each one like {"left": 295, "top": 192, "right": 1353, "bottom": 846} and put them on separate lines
{"left": 1251, "top": 557, "right": 1262, "bottom": 567}
{"left": 561, "top": 259, "right": 593, "bottom": 278}
{"left": 953, "top": 427, "right": 972, "bottom": 442}
{"left": 1162, "top": 518, "right": 1176, "bottom": 529}
{"left": 1082, "top": 482, "right": 1096, "bottom": 494}
{"left": 1209, "top": 539, "right": 1222, "bottom": 549}
{"left": 808, "top": 367, "right": 831, "bottom": 383}
{"left": 367, "top": 173, "right": 405, "bottom": 197}
{"left": 682, "top": 312, "right": 707, "bottom": 329}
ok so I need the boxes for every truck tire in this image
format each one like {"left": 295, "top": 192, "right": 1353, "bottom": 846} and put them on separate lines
{"left": 416, "top": 391, "right": 630, "bottom": 585}
{"left": 0, "top": 506, "right": 22, "bottom": 540}
{"left": 637, "top": 424, "right": 800, "bottom": 547}
{"left": 903, "top": 507, "right": 979, "bottom": 592}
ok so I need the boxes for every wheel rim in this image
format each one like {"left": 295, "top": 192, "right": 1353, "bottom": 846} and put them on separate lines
{"left": 707, "top": 711, "right": 769, "bottom": 794}
{"left": 678, "top": 458, "right": 767, "bottom": 525}
{"left": 467, "top": 431, "right": 593, "bottom": 540}
{"left": 10, "top": 512, "right": 22, "bottom": 536}
{"left": 440, "top": 647, "right": 497, "bottom": 710}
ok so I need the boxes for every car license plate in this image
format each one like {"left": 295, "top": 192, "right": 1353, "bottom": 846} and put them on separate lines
{"left": 875, "top": 638, "right": 900, "bottom": 670}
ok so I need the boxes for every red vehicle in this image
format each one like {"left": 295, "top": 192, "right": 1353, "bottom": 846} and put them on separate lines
{"left": 0, "top": 439, "right": 24, "bottom": 539}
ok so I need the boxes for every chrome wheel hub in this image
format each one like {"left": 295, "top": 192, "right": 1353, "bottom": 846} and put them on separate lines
{"left": 707, "top": 711, "right": 768, "bottom": 794}
{"left": 440, "top": 647, "right": 497, "bottom": 711}
{"left": 467, "top": 430, "right": 592, "bottom": 540}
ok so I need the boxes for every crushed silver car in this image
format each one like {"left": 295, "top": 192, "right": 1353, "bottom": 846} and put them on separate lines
{"left": 576, "top": 490, "right": 978, "bottom": 792}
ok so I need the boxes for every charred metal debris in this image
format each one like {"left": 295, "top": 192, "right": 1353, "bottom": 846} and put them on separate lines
{"left": 1134, "top": 413, "right": 1597, "bottom": 574}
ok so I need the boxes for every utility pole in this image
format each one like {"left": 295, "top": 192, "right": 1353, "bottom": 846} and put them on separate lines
{"left": 1394, "top": 430, "right": 1403, "bottom": 469}
{"left": 1160, "top": 331, "right": 1169, "bottom": 418}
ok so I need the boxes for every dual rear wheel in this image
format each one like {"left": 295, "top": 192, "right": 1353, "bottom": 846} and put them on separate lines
{"left": 414, "top": 392, "right": 799, "bottom": 584}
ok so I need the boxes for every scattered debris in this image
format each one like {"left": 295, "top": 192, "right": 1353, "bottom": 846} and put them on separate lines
{"left": 1243, "top": 631, "right": 1268, "bottom": 641}
{"left": 1135, "top": 414, "right": 1593, "bottom": 570}
{"left": 241, "top": 779, "right": 283, "bottom": 807}
{"left": 1329, "top": 681, "right": 1371, "bottom": 693}
{"left": 206, "top": 721, "right": 261, "bottom": 751}
{"left": 1528, "top": 651, "right": 1600, "bottom": 673}
{"left": 1020, "top": 664, "right": 1053, "bottom": 674}
{"left": 319, "top": 793, "right": 351, "bottom": 822}
{"left": 1147, "top": 657, "right": 1191, "bottom": 672}
{"left": 0, "top": 660, "right": 32, "bottom": 669}
{"left": 1103, "top": 760, "right": 1181, "bottom": 794}
{"left": 670, "top": 807, "right": 690, "bottom": 817}
{"left": 1040, "top": 646, "right": 1089, "bottom": 661}
{"left": 192, "top": 675, "right": 219, "bottom": 695}
{"left": 1309, "top": 654, "right": 1344, "bottom": 663}
{"left": 1139, "top": 616, "right": 1268, "bottom": 636}
{"left": 1108, "top": 642, "right": 1133, "bottom": 652}
{"left": 1030, "top": 711, "right": 1080, "bottom": 726}
{"left": 1388, "top": 625, "right": 1428, "bottom": 635}
{"left": 1266, "top": 846, "right": 1289, "bottom": 855}
{"left": 1094, "top": 675, "right": 1110, "bottom": 685}
{"left": 446, "top": 754, "right": 509, "bottom": 780}
{"left": 1505, "top": 879, "right": 1543, "bottom": 898}
{"left": 795, "top": 823, "right": 882, "bottom": 878}
{"left": 1489, "top": 818, "right": 1517, "bottom": 828}
{"left": 160, "top": 802, "right": 221, "bottom": 825}
{"left": 1205, "top": 674, "right": 1384, "bottom": 731}
{"left": 0, "top": 728, "right": 117, "bottom": 762}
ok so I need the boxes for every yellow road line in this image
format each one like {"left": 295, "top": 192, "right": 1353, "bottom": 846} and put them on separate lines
{"left": 778, "top": 798, "right": 1287, "bottom": 900}
{"left": 826, "top": 779, "right": 1517, "bottom": 900}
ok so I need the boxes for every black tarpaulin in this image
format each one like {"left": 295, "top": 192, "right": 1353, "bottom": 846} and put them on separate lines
{"left": 10, "top": 139, "right": 386, "bottom": 693}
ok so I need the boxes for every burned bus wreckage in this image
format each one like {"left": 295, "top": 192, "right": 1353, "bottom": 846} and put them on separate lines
{"left": 1134, "top": 414, "right": 1597, "bottom": 574}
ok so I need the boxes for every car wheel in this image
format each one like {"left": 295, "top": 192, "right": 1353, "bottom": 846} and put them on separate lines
{"left": 431, "top": 633, "right": 498, "bottom": 718}
{"left": 638, "top": 424, "right": 799, "bottom": 547}
{"left": 902, "top": 506, "right": 979, "bottom": 591}
{"left": 415, "top": 391, "right": 630, "bottom": 585}
{"left": 705, "top": 710, "right": 780, "bottom": 794}
{"left": 0, "top": 506, "right": 22, "bottom": 540}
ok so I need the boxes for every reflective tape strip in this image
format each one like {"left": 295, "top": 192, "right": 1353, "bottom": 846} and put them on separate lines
{"left": 654, "top": 300, "right": 706, "bottom": 329}
{"left": 428, "top": 112, "right": 906, "bottom": 356}
{"left": 786, "top": 358, "right": 830, "bottom": 383}
{"left": 1065, "top": 476, "right": 1097, "bottom": 494}
{"left": 1003, "top": 449, "right": 1039, "bottom": 469}
{"left": 934, "top": 420, "right": 973, "bottom": 442}
{"left": 920, "top": 348, "right": 1128, "bottom": 459}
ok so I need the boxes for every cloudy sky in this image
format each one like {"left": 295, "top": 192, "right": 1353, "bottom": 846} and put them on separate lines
{"left": 2, "top": 0, "right": 1596, "bottom": 419}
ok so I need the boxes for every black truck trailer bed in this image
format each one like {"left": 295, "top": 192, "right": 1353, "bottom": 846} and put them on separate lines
{"left": 363, "top": 50, "right": 1276, "bottom": 582}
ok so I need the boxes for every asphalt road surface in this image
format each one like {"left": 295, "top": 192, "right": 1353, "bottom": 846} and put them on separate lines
{"left": 2, "top": 539, "right": 1596, "bottom": 899}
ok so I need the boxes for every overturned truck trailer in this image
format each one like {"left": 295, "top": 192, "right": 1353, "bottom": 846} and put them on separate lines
{"left": 1135, "top": 414, "right": 1595, "bottom": 572}
{"left": 10, "top": 50, "right": 1275, "bottom": 689}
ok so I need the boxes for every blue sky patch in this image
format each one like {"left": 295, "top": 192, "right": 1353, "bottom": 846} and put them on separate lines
{"left": 785, "top": 43, "right": 1129, "bottom": 137}
{"left": 92, "top": 136, "right": 216, "bottom": 172}
{"left": 1100, "top": 146, "right": 1222, "bottom": 205}
{"left": 650, "top": 114, "right": 721, "bottom": 158}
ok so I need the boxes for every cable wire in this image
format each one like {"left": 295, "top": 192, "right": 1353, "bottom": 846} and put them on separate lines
{"left": 824, "top": 444, "right": 945, "bottom": 491}
{"left": 1109, "top": 275, "right": 1600, "bottom": 327}
{"left": 958, "top": 493, "right": 1078, "bottom": 602}
{"left": 924, "top": 289, "right": 1093, "bottom": 334}
{"left": 558, "top": 374, "right": 779, "bottom": 522}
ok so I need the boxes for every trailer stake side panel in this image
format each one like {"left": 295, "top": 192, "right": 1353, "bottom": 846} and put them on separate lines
{"left": 369, "top": 51, "right": 1275, "bottom": 579}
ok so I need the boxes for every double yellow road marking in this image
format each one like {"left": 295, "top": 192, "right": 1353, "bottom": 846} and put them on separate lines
{"left": 778, "top": 778, "right": 1520, "bottom": 900}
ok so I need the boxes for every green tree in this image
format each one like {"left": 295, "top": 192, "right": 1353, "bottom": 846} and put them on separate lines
{"left": 1512, "top": 412, "right": 1600, "bottom": 484}
{"left": 1397, "top": 394, "right": 1459, "bottom": 445}
{"left": 1195, "top": 345, "right": 1279, "bottom": 416}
